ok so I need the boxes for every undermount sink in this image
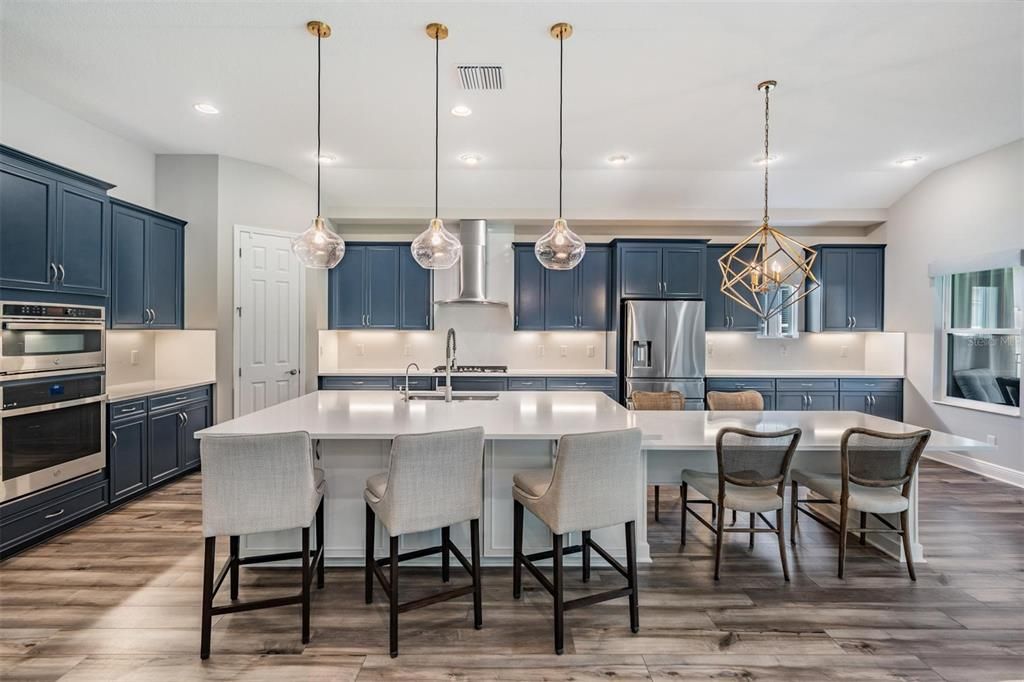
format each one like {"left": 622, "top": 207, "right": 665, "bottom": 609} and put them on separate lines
{"left": 406, "top": 391, "right": 500, "bottom": 402}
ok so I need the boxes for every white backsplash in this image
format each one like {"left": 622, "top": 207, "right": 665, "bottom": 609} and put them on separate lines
{"left": 706, "top": 331, "right": 905, "bottom": 375}
{"left": 107, "top": 330, "right": 217, "bottom": 385}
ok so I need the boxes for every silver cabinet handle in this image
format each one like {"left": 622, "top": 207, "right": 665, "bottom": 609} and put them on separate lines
{"left": 44, "top": 508, "right": 65, "bottom": 519}
{"left": 426, "top": 315, "right": 429, "bottom": 327}
{"left": 111, "top": 431, "right": 119, "bottom": 447}
{"left": 150, "top": 308, "right": 157, "bottom": 323}
{"left": 49, "top": 262, "right": 58, "bottom": 282}
{"left": 514, "top": 315, "right": 519, "bottom": 328}
{"left": 184, "top": 412, "right": 189, "bottom": 424}
{"left": 178, "top": 412, "right": 185, "bottom": 425}
{"left": 852, "top": 316, "right": 857, "bottom": 328}
{"left": 57, "top": 264, "right": 66, "bottom": 283}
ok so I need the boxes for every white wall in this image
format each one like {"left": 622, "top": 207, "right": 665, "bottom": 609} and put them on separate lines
{"left": 881, "top": 139, "right": 1024, "bottom": 472}
{"left": 1, "top": 82, "right": 155, "bottom": 208}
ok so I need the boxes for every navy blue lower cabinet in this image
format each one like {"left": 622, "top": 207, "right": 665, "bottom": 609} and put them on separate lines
{"left": 147, "top": 410, "right": 182, "bottom": 485}
{"left": 109, "top": 416, "right": 148, "bottom": 503}
{"left": 437, "top": 377, "right": 509, "bottom": 392}
{"left": 180, "top": 400, "right": 211, "bottom": 469}
{"left": 776, "top": 391, "right": 838, "bottom": 411}
{"left": 320, "top": 376, "right": 395, "bottom": 390}
{"left": 0, "top": 472, "right": 108, "bottom": 559}
{"left": 839, "top": 388, "right": 902, "bottom": 421}
{"left": 508, "top": 377, "right": 547, "bottom": 390}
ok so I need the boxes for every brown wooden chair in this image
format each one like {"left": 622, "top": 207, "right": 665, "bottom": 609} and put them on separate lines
{"left": 629, "top": 391, "right": 684, "bottom": 523}
{"left": 703, "top": 390, "right": 766, "bottom": 526}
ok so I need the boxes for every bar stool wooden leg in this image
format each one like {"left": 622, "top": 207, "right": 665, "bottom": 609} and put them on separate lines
{"left": 552, "top": 533, "right": 565, "bottom": 655}
{"left": 389, "top": 535, "right": 399, "bottom": 658}
{"left": 838, "top": 502, "right": 849, "bottom": 579}
{"left": 776, "top": 508, "right": 790, "bottom": 582}
{"left": 713, "top": 502, "right": 725, "bottom": 581}
{"left": 301, "top": 527, "right": 311, "bottom": 644}
{"left": 680, "top": 483, "right": 688, "bottom": 545}
{"left": 654, "top": 485, "right": 660, "bottom": 522}
{"left": 513, "top": 500, "right": 524, "bottom": 599}
{"left": 900, "top": 510, "right": 916, "bottom": 581}
{"left": 441, "top": 526, "right": 451, "bottom": 583}
{"left": 732, "top": 509, "right": 738, "bottom": 525}
{"left": 625, "top": 520, "right": 639, "bottom": 633}
{"left": 860, "top": 511, "right": 867, "bottom": 546}
{"left": 316, "top": 499, "right": 325, "bottom": 589}
{"left": 711, "top": 502, "right": 717, "bottom": 523}
{"left": 581, "top": 530, "right": 591, "bottom": 583}
{"left": 471, "top": 518, "right": 483, "bottom": 629}
{"left": 229, "top": 536, "right": 239, "bottom": 600}
{"left": 364, "top": 504, "right": 375, "bottom": 604}
{"left": 749, "top": 513, "right": 756, "bottom": 549}
{"left": 200, "top": 536, "right": 215, "bottom": 660}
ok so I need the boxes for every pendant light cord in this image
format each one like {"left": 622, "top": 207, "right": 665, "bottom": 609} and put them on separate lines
{"left": 558, "top": 33, "right": 564, "bottom": 219}
{"left": 434, "top": 32, "right": 440, "bottom": 219}
{"left": 316, "top": 31, "right": 322, "bottom": 218}
{"left": 762, "top": 83, "right": 770, "bottom": 226}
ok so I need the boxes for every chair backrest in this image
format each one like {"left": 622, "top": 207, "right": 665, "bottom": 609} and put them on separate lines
{"left": 379, "top": 426, "right": 485, "bottom": 536}
{"left": 841, "top": 427, "right": 931, "bottom": 493}
{"left": 707, "top": 390, "right": 765, "bottom": 411}
{"left": 545, "top": 428, "right": 643, "bottom": 534}
{"left": 630, "top": 390, "right": 684, "bottom": 411}
{"left": 715, "top": 427, "right": 801, "bottom": 497}
{"left": 201, "top": 431, "right": 318, "bottom": 538}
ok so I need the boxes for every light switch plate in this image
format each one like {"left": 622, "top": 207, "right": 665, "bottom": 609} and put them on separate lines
{"left": 537, "top": 345, "right": 545, "bottom": 358}
{"left": 586, "top": 345, "right": 595, "bottom": 358}
{"left": 559, "top": 345, "right": 568, "bottom": 358}
{"left": 130, "top": 350, "right": 139, "bottom": 366}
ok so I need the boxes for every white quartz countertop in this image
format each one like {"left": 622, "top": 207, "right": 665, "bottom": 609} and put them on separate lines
{"left": 107, "top": 378, "right": 215, "bottom": 402}
{"left": 197, "top": 390, "right": 987, "bottom": 452}
{"left": 320, "top": 369, "right": 617, "bottom": 377}
{"left": 707, "top": 370, "right": 904, "bottom": 378}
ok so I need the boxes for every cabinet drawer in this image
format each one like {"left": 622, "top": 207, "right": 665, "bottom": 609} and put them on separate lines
{"left": 437, "top": 377, "right": 508, "bottom": 392}
{"left": 1, "top": 480, "right": 107, "bottom": 553}
{"left": 839, "top": 378, "right": 902, "bottom": 392}
{"left": 775, "top": 378, "right": 838, "bottom": 392}
{"left": 547, "top": 377, "right": 618, "bottom": 391}
{"left": 392, "top": 376, "right": 433, "bottom": 391}
{"left": 110, "top": 399, "right": 147, "bottom": 421}
{"left": 320, "top": 376, "right": 394, "bottom": 390}
{"left": 508, "top": 378, "right": 547, "bottom": 390}
{"left": 149, "top": 386, "right": 211, "bottom": 412}
{"left": 707, "top": 378, "right": 775, "bottom": 392}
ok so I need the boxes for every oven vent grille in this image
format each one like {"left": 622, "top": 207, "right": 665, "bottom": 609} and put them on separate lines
{"left": 458, "top": 65, "right": 503, "bottom": 90}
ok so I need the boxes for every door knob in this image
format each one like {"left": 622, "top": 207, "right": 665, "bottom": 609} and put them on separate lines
{"left": 287, "top": 369, "right": 298, "bottom": 375}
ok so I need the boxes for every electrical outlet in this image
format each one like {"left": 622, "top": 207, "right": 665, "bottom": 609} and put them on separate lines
{"left": 987, "top": 434, "right": 998, "bottom": 446}
{"left": 130, "top": 350, "right": 139, "bottom": 366}
{"left": 357, "top": 344, "right": 365, "bottom": 357}
{"left": 559, "top": 345, "right": 568, "bottom": 358}
{"left": 403, "top": 345, "right": 411, "bottom": 357}
{"left": 840, "top": 345, "right": 848, "bottom": 358}
{"left": 586, "top": 345, "right": 595, "bottom": 358}
{"left": 537, "top": 345, "right": 545, "bottom": 358}
{"left": 707, "top": 342, "right": 714, "bottom": 357}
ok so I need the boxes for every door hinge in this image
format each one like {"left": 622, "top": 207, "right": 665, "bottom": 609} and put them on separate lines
{"left": 236, "top": 306, "right": 242, "bottom": 317}
{"left": 239, "top": 247, "right": 242, "bottom": 258}
{"left": 238, "top": 367, "right": 242, "bottom": 377}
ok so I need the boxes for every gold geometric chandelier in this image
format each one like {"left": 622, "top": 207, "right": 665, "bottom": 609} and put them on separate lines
{"left": 718, "top": 80, "right": 819, "bottom": 321}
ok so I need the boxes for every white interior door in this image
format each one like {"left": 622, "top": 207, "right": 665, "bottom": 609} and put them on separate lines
{"left": 236, "top": 228, "right": 302, "bottom": 415}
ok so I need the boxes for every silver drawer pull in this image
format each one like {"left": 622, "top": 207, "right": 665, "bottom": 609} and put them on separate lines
{"left": 44, "top": 508, "right": 65, "bottom": 519}
{"left": 175, "top": 396, "right": 189, "bottom": 401}
{"left": 352, "top": 381, "right": 365, "bottom": 385}
{"left": 575, "top": 382, "right": 587, "bottom": 386}
{"left": 120, "top": 407, "right": 137, "bottom": 413}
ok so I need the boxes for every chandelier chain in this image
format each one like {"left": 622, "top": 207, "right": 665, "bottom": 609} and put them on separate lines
{"left": 763, "top": 83, "right": 770, "bottom": 226}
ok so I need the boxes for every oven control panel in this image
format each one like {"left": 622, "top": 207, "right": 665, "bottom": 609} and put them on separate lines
{"left": 1, "top": 303, "right": 104, "bottom": 319}
{"left": 1, "top": 373, "right": 104, "bottom": 410}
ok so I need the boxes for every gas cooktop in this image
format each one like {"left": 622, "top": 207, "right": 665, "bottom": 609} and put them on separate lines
{"left": 433, "top": 365, "right": 508, "bottom": 374}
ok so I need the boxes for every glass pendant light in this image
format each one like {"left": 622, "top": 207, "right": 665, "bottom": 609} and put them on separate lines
{"left": 718, "top": 80, "right": 818, "bottom": 320}
{"left": 291, "top": 20, "right": 345, "bottom": 269}
{"left": 411, "top": 23, "right": 462, "bottom": 270}
{"left": 535, "top": 22, "right": 585, "bottom": 271}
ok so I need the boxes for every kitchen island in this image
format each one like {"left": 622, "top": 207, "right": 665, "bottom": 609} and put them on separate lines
{"left": 196, "top": 390, "right": 989, "bottom": 566}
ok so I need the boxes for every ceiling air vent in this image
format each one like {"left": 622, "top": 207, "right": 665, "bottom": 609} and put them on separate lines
{"left": 458, "top": 65, "right": 503, "bottom": 90}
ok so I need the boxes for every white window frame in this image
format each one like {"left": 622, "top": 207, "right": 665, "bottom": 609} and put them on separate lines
{"left": 934, "top": 263, "right": 1023, "bottom": 417}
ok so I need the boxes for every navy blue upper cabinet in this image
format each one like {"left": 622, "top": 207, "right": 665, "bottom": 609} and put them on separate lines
{"left": 109, "top": 200, "right": 185, "bottom": 329}
{"left": 805, "top": 245, "right": 885, "bottom": 332}
{"left": 615, "top": 240, "right": 706, "bottom": 300}
{"left": 0, "top": 146, "right": 114, "bottom": 298}
{"left": 514, "top": 245, "right": 611, "bottom": 331}
{"left": 705, "top": 245, "right": 760, "bottom": 331}
{"left": 328, "top": 243, "right": 432, "bottom": 330}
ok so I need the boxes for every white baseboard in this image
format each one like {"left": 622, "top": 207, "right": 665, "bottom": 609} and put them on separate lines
{"left": 924, "top": 451, "right": 1024, "bottom": 489}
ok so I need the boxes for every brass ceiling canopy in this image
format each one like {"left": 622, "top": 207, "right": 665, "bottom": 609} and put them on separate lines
{"left": 425, "top": 22, "right": 449, "bottom": 40}
{"left": 306, "top": 20, "right": 331, "bottom": 38}
{"left": 549, "top": 22, "right": 573, "bottom": 40}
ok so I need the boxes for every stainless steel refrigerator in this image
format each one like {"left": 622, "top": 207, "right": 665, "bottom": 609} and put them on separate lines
{"left": 622, "top": 300, "right": 706, "bottom": 409}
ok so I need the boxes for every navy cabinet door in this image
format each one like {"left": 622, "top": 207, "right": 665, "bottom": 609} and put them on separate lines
{"left": 329, "top": 245, "right": 366, "bottom": 328}
{"left": 840, "top": 391, "right": 870, "bottom": 414}
{"left": 805, "top": 392, "right": 838, "bottom": 411}
{"left": 56, "top": 184, "right": 108, "bottom": 296}
{"left": 147, "top": 410, "right": 181, "bottom": 484}
{"left": 728, "top": 247, "right": 762, "bottom": 331}
{"left": 849, "top": 248, "right": 884, "bottom": 331}
{"left": 180, "top": 400, "right": 210, "bottom": 469}
{"left": 145, "top": 219, "right": 182, "bottom": 328}
{"left": 662, "top": 245, "right": 705, "bottom": 299}
{"left": 514, "top": 247, "right": 545, "bottom": 330}
{"left": 544, "top": 268, "right": 578, "bottom": 330}
{"left": 820, "top": 248, "right": 851, "bottom": 331}
{"left": 109, "top": 417, "right": 147, "bottom": 503}
{"left": 868, "top": 392, "right": 901, "bottom": 421}
{"left": 705, "top": 246, "right": 731, "bottom": 330}
{"left": 0, "top": 163, "right": 57, "bottom": 292}
{"left": 365, "top": 246, "right": 400, "bottom": 328}
{"left": 110, "top": 206, "right": 147, "bottom": 327}
{"left": 776, "top": 392, "right": 808, "bottom": 411}
{"left": 577, "top": 246, "right": 610, "bottom": 330}
{"left": 399, "top": 247, "right": 432, "bottom": 330}
{"left": 619, "top": 245, "right": 662, "bottom": 298}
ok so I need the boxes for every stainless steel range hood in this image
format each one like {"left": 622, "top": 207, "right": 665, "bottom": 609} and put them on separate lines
{"left": 438, "top": 219, "right": 508, "bottom": 306}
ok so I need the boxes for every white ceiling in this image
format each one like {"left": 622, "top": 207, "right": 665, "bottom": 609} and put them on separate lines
{"left": 1, "top": 1, "right": 1021, "bottom": 223}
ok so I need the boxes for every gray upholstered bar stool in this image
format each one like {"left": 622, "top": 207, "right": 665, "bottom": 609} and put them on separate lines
{"left": 512, "top": 428, "right": 643, "bottom": 655}
{"left": 629, "top": 391, "right": 683, "bottom": 522}
{"left": 791, "top": 427, "right": 930, "bottom": 580}
{"left": 199, "top": 431, "right": 326, "bottom": 659}
{"left": 680, "top": 427, "right": 800, "bottom": 581}
{"left": 364, "top": 427, "right": 485, "bottom": 658}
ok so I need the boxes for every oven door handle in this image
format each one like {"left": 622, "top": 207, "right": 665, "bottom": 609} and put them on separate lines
{"left": 2, "top": 322, "right": 105, "bottom": 331}
{"left": 1, "top": 394, "right": 107, "bottom": 418}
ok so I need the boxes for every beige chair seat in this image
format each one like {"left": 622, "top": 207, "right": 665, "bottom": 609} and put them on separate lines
{"left": 513, "top": 469, "right": 553, "bottom": 499}
{"left": 364, "top": 471, "right": 387, "bottom": 502}
{"left": 791, "top": 469, "right": 909, "bottom": 514}
{"left": 680, "top": 469, "right": 784, "bottom": 513}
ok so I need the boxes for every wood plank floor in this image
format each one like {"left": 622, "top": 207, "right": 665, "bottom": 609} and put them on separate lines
{"left": 1, "top": 460, "right": 1022, "bottom": 681}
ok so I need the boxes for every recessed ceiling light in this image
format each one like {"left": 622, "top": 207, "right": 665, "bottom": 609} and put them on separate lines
{"left": 754, "top": 154, "right": 778, "bottom": 166}
{"left": 193, "top": 102, "right": 220, "bottom": 115}
{"left": 459, "top": 153, "right": 482, "bottom": 166}
{"left": 450, "top": 105, "right": 472, "bottom": 117}
{"left": 894, "top": 156, "right": 923, "bottom": 167}
{"left": 607, "top": 154, "right": 630, "bottom": 166}
{"left": 318, "top": 153, "right": 337, "bottom": 164}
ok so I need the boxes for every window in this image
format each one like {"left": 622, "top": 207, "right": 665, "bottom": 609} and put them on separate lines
{"left": 939, "top": 266, "right": 1022, "bottom": 415}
